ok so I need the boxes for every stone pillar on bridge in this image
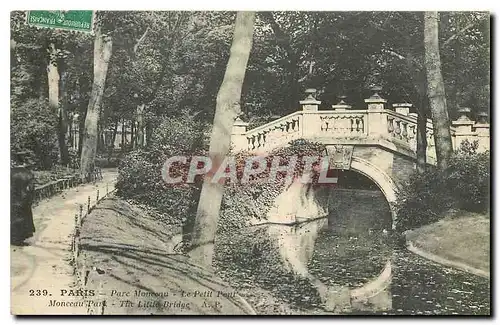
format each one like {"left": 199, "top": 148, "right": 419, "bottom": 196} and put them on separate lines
{"left": 408, "top": 112, "right": 418, "bottom": 119}
{"left": 392, "top": 103, "right": 412, "bottom": 116}
{"left": 331, "top": 95, "right": 352, "bottom": 111}
{"left": 452, "top": 107, "right": 476, "bottom": 150}
{"left": 300, "top": 89, "right": 322, "bottom": 138}
{"left": 365, "top": 86, "right": 388, "bottom": 138}
{"left": 474, "top": 111, "right": 490, "bottom": 152}
{"left": 231, "top": 117, "right": 249, "bottom": 151}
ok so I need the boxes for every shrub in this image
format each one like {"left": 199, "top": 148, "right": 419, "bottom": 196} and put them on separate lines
{"left": 115, "top": 114, "right": 207, "bottom": 226}
{"left": 214, "top": 226, "right": 323, "bottom": 309}
{"left": 214, "top": 139, "right": 328, "bottom": 308}
{"left": 11, "top": 98, "right": 58, "bottom": 169}
{"left": 395, "top": 140, "right": 490, "bottom": 231}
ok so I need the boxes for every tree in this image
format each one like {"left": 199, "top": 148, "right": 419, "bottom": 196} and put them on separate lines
{"left": 80, "top": 21, "right": 113, "bottom": 179}
{"left": 424, "top": 11, "right": 453, "bottom": 170}
{"left": 188, "top": 11, "right": 256, "bottom": 267}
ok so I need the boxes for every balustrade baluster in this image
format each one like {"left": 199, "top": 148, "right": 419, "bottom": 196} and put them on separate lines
{"left": 394, "top": 120, "right": 401, "bottom": 138}
{"left": 248, "top": 136, "right": 254, "bottom": 150}
{"left": 387, "top": 117, "right": 394, "bottom": 134}
{"left": 321, "top": 118, "right": 328, "bottom": 131}
{"left": 401, "top": 121, "right": 408, "bottom": 140}
{"left": 293, "top": 118, "right": 299, "bottom": 132}
{"left": 355, "top": 118, "right": 362, "bottom": 133}
{"left": 341, "top": 116, "right": 349, "bottom": 133}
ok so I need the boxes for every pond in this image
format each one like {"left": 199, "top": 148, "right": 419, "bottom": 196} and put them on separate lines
{"left": 216, "top": 185, "right": 490, "bottom": 316}
{"left": 308, "top": 229, "right": 491, "bottom": 315}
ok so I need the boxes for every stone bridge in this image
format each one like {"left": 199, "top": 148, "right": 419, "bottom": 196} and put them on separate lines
{"left": 228, "top": 89, "right": 489, "bottom": 312}
{"left": 231, "top": 88, "right": 490, "bottom": 226}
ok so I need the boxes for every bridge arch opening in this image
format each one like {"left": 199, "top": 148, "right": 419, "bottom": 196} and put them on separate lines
{"left": 325, "top": 163, "right": 394, "bottom": 235}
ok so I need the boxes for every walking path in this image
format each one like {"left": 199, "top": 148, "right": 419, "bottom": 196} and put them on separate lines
{"left": 10, "top": 170, "right": 118, "bottom": 315}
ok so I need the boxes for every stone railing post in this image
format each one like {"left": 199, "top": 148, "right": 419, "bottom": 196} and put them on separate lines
{"left": 392, "top": 103, "right": 412, "bottom": 116}
{"left": 365, "top": 86, "right": 388, "bottom": 138}
{"left": 231, "top": 117, "right": 249, "bottom": 151}
{"left": 300, "top": 88, "right": 322, "bottom": 138}
{"left": 474, "top": 111, "right": 490, "bottom": 152}
{"left": 331, "top": 95, "right": 352, "bottom": 111}
{"left": 451, "top": 107, "right": 476, "bottom": 150}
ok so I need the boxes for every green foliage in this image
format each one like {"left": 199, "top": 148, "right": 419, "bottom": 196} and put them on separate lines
{"left": 214, "top": 226, "right": 323, "bottom": 309}
{"left": 115, "top": 114, "right": 207, "bottom": 225}
{"left": 214, "top": 139, "right": 327, "bottom": 308}
{"left": 10, "top": 98, "right": 58, "bottom": 169}
{"left": 395, "top": 141, "right": 490, "bottom": 231}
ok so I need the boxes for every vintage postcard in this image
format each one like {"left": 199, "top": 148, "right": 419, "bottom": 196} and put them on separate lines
{"left": 10, "top": 10, "right": 490, "bottom": 316}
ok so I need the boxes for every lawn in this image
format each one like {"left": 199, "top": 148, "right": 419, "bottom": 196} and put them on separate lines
{"left": 405, "top": 211, "right": 490, "bottom": 274}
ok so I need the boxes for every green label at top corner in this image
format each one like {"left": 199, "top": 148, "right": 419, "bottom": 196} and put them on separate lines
{"left": 26, "top": 10, "right": 94, "bottom": 33}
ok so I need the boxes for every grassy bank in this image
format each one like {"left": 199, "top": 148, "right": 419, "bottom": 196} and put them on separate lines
{"left": 76, "top": 196, "right": 256, "bottom": 315}
{"left": 405, "top": 211, "right": 490, "bottom": 274}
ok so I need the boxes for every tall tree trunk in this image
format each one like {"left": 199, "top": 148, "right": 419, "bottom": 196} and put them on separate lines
{"left": 145, "top": 120, "right": 154, "bottom": 148}
{"left": 130, "top": 121, "right": 135, "bottom": 150}
{"left": 121, "top": 119, "right": 126, "bottom": 153}
{"left": 108, "top": 121, "right": 118, "bottom": 161}
{"left": 80, "top": 26, "right": 113, "bottom": 180}
{"left": 136, "top": 104, "right": 145, "bottom": 148}
{"left": 58, "top": 67, "right": 70, "bottom": 166}
{"left": 416, "top": 102, "right": 428, "bottom": 174}
{"left": 424, "top": 11, "right": 453, "bottom": 171}
{"left": 47, "top": 43, "right": 59, "bottom": 112}
{"left": 188, "top": 11, "right": 256, "bottom": 267}
{"left": 450, "top": 12, "right": 462, "bottom": 120}
{"left": 415, "top": 72, "right": 428, "bottom": 174}
{"left": 97, "top": 124, "right": 104, "bottom": 153}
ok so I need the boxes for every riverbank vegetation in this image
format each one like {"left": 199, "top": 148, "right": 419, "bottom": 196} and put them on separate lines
{"left": 406, "top": 211, "right": 490, "bottom": 273}
{"left": 395, "top": 140, "right": 489, "bottom": 232}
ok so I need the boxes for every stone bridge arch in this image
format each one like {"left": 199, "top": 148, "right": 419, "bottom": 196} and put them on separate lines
{"left": 348, "top": 156, "right": 398, "bottom": 228}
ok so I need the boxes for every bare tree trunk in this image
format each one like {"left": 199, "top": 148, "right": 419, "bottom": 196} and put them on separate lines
{"left": 48, "top": 42, "right": 71, "bottom": 166}
{"left": 136, "top": 104, "right": 145, "bottom": 148}
{"left": 416, "top": 104, "right": 428, "bottom": 173}
{"left": 111, "top": 121, "right": 118, "bottom": 149}
{"left": 80, "top": 26, "right": 113, "bottom": 180}
{"left": 424, "top": 11, "right": 453, "bottom": 171}
{"left": 145, "top": 120, "right": 154, "bottom": 148}
{"left": 188, "top": 11, "right": 256, "bottom": 267}
{"left": 108, "top": 121, "right": 118, "bottom": 161}
{"left": 47, "top": 43, "right": 59, "bottom": 111}
{"left": 130, "top": 121, "right": 135, "bottom": 150}
{"left": 58, "top": 67, "right": 70, "bottom": 166}
{"left": 121, "top": 119, "right": 126, "bottom": 153}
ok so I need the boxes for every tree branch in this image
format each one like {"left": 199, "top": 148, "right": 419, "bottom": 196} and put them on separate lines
{"left": 442, "top": 21, "right": 478, "bottom": 48}
{"left": 133, "top": 27, "right": 150, "bottom": 54}
{"left": 260, "top": 12, "right": 296, "bottom": 61}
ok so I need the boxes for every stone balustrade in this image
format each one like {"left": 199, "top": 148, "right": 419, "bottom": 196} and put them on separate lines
{"left": 231, "top": 89, "right": 490, "bottom": 161}
{"left": 242, "top": 112, "right": 302, "bottom": 152}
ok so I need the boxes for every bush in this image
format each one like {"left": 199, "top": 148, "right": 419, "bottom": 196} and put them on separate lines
{"left": 395, "top": 140, "right": 490, "bottom": 231}
{"left": 115, "top": 114, "right": 207, "bottom": 226}
{"left": 11, "top": 98, "right": 58, "bottom": 169}
{"left": 214, "top": 139, "right": 328, "bottom": 309}
{"left": 214, "top": 226, "right": 323, "bottom": 309}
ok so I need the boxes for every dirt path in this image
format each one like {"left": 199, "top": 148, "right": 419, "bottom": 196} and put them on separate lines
{"left": 10, "top": 170, "right": 118, "bottom": 315}
{"left": 76, "top": 197, "right": 256, "bottom": 315}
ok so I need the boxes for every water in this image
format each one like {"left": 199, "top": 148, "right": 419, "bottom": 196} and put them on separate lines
{"left": 308, "top": 230, "right": 491, "bottom": 315}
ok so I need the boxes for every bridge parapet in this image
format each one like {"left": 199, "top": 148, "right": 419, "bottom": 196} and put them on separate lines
{"left": 231, "top": 90, "right": 490, "bottom": 160}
